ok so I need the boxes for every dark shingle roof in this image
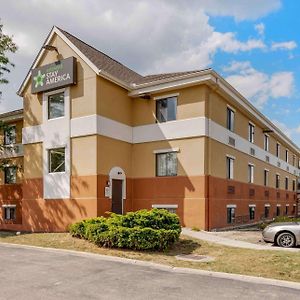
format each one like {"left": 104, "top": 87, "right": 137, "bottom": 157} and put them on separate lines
{"left": 57, "top": 28, "right": 209, "bottom": 88}
{"left": 57, "top": 28, "right": 143, "bottom": 86}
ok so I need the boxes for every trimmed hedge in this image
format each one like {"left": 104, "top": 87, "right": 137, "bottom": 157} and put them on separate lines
{"left": 69, "top": 209, "right": 181, "bottom": 250}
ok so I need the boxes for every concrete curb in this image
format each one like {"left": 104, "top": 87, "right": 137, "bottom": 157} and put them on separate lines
{"left": 0, "top": 241, "right": 300, "bottom": 291}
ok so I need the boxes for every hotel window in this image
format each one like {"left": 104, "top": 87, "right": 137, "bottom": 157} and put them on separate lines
{"left": 293, "top": 155, "right": 296, "bottom": 167}
{"left": 285, "top": 205, "right": 289, "bottom": 215}
{"left": 49, "top": 148, "right": 65, "bottom": 173}
{"left": 227, "top": 206, "right": 235, "bottom": 224}
{"left": 156, "top": 96, "right": 177, "bottom": 123}
{"left": 249, "top": 206, "right": 255, "bottom": 220}
{"left": 276, "top": 206, "right": 281, "bottom": 216}
{"left": 264, "top": 169, "right": 269, "bottom": 186}
{"left": 248, "top": 164, "right": 254, "bottom": 183}
{"left": 48, "top": 92, "right": 65, "bottom": 119}
{"left": 226, "top": 156, "right": 234, "bottom": 179}
{"left": 227, "top": 107, "right": 235, "bottom": 132}
{"left": 156, "top": 152, "right": 177, "bottom": 177}
{"left": 264, "top": 134, "right": 269, "bottom": 151}
{"left": 293, "top": 179, "right": 296, "bottom": 191}
{"left": 4, "top": 125, "right": 16, "bottom": 145}
{"left": 285, "top": 149, "right": 288, "bottom": 163}
{"left": 285, "top": 177, "right": 289, "bottom": 190}
{"left": 276, "top": 143, "right": 280, "bottom": 158}
{"left": 3, "top": 206, "right": 16, "bottom": 220}
{"left": 292, "top": 205, "right": 296, "bottom": 215}
{"left": 248, "top": 123, "right": 255, "bottom": 143}
{"left": 4, "top": 167, "right": 17, "bottom": 184}
{"left": 276, "top": 174, "right": 280, "bottom": 189}
{"left": 264, "top": 205, "right": 270, "bottom": 218}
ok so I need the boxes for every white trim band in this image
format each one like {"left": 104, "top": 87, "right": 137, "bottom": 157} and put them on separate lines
{"left": 152, "top": 204, "right": 178, "bottom": 209}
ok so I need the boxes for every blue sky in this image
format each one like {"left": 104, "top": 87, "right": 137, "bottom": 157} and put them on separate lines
{"left": 1, "top": 0, "right": 300, "bottom": 144}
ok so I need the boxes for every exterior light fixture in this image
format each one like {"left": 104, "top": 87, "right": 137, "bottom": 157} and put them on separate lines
{"left": 42, "top": 45, "right": 59, "bottom": 54}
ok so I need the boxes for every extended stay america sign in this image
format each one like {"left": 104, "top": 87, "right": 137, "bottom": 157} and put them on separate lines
{"left": 31, "top": 57, "right": 77, "bottom": 93}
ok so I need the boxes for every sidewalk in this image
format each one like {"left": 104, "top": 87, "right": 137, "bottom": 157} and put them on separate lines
{"left": 182, "top": 228, "right": 300, "bottom": 252}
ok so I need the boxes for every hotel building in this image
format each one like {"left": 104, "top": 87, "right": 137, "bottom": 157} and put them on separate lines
{"left": 0, "top": 26, "right": 299, "bottom": 232}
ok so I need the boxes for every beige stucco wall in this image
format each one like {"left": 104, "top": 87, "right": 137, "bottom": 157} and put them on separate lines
{"left": 97, "top": 77, "right": 132, "bottom": 126}
{"left": 132, "top": 85, "right": 207, "bottom": 126}
{"left": 97, "top": 135, "right": 132, "bottom": 176}
{"left": 23, "top": 143, "right": 43, "bottom": 179}
{"left": 208, "top": 139, "right": 297, "bottom": 190}
{"left": 207, "top": 89, "right": 299, "bottom": 164}
{"left": 132, "top": 137, "right": 205, "bottom": 178}
{"left": 22, "top": 32, "right": 97, "bottom": 125}
{"left": 71, "top": 135, "right": 97, "bottom": 176}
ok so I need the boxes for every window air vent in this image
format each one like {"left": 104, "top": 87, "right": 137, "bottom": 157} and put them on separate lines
{"left": 227, "top": 186, "right": 235, "bottom": 194}
{"left": 250, "top": 148, "right": 255, "bottom": 156}
{"left": 277, "top": 162, "right": 281, "bottom": 168}
{"left": 286, "top": 166, "right": 289, "bottom": 171}
{"left": 265, "top": 156, "right": 270, "bottom": 163}
{"left": 249, "top": 188, "right": 255, "bottom": 197}
{"left": 228, "top": 136, "right": 235, "bottom": 147}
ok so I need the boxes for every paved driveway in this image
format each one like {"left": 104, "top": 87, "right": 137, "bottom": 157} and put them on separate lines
{"left": 0, "top": 244, "right": 299, "bottom": 300}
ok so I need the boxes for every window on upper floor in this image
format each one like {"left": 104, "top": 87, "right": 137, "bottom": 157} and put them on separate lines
{"left": 156, "top": 96, "right": 177, "bottom": 123}
{"left": 285, "top": 149, "right": 289, "bottom": 163}
{"left": 227, "top": 107, "right": 235, "bottom": 132}
{"left": 293, "top": 179, "right": 296, "bottom": 191}
{"left": 285, "top": 177, "right": 289, "bottom": 190}
{"left": 264, "top": 134, "right": 269, "bottom": 152}
{"left": 276, "top": 174, "right": 280, "bottom": 189}
{"left": 248, "top": 164, "right": 254, "bottom": 184}
{"left": 276, "top": 143, "right": 280, "bottom": 158}
{"left": 48, "top": 92, "right": 65, "bottom": 120}
{"left": 49, "top": 147, "right": 65, "bottom": 173}
{"left": 226, "top": 156, "right": 234, "bottom": 180}
{"left": 293, "top": 155, "right": 296, "bottom": 167}
{"left": 264, "top": 169, "right": 269, "bottom": 186}
{"left": 248, "top": 123, "right": 255, "bottom": 143}
{"left": 156, "top": 152, "right": 177, "bottom": 177}
{"left": 4, "top": 125, "right": 16, "bottom": 145}
{"left": 4, "top": 167, "right": 17, "bottom": 184}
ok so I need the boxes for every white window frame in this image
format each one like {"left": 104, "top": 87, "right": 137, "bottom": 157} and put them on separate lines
{"left": 226, "top": 155, "right": 235, "bottom": 180}
{"left": 248, "top": 122, "right": 255, "bottom": 143}
{"left": 227, "top": 106, "right": 235, "bottom": 132}
{"left": 47, "top": 89, "right": 66, "bottom": 120}
{"left": 248, "top": 163, "right": 254, "bottom": 183}
{"left": 2, "top": 204, "right": 16, "bottom": 220}
{"left": 264, "top": 169, "right": 269, "bottom": 186}
{"left": 276, "top": 143, "right": 280, "bottom": 158}
{"left": 48, "top": 147, "right": 66, "bottom": 174}
{"left": 152, "top": 204, "right": 178, "bottom": 214}
{"left": 264, "top": 134, "right": 269, "bottom": 152}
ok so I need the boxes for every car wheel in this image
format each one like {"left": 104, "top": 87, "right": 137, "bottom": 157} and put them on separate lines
{"left": 276, "top": 232, "right": 295, "bottom": 248}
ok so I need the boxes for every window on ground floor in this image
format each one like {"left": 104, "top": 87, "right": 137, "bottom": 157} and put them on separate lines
{"left": 227, "top": 206, "right": 236, "bottom": 224}
{"left": 292, "top": 205, "right": 296, "bottom": 215}
{"left": 152, "top": 204, "right": 178, "bottom": 214}
{"left": 249, "top": 206, "right": 255, "bottom": 220}
{"left": 276, "top": 206, "right": 281, "bottom": 216}
{"left": 285, "top": 205, "right": 289, "bottom": 215}
{"left": 3, "top": 206, "right": 16, "bottom": 220}
{"left": 156, "top": 152, "right": 177, "bottom": 177}
{"left": 48, "top": 147, "right": 65, "bottom": 173}
{"left": 264, "top": 205, "right": 270, "bottom": 218}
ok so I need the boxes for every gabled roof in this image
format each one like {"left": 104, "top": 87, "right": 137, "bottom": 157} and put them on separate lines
{"left": 0, "top": 109, "right": 23, "bottom": 121}
{"left": 57, "top": 28, "right": 143, "bottom": 86}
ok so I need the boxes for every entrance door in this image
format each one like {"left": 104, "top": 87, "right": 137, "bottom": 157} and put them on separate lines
{"left": 112, "top": 179, "right": 123, "bottom": 214}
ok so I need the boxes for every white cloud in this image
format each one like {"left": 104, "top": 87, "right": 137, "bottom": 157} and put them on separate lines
{"left": 0, "top": 0, "right": 284, "bottom": 112}
{"left": 255, "top": 23, "right": 265, "bottom": 36}
{"left": 271, "top": 41, "right": 297, "bottom": 51}
{"left": 224, "top": 61, "right": 294, "bottom": 108}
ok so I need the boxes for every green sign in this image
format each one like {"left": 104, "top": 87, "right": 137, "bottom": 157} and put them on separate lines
{"left": 31, "top": 57, "right": 77, "bottom": 93}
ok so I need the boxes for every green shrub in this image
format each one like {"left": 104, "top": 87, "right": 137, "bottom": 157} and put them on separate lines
{"left": 69, "top": 209, "right": 181, "bottom": 251}
{"left": 274, "top": 216, "right": 300, "bottom": 223}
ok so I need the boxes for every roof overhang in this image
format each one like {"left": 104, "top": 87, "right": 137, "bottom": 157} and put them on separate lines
{"left": 17, "top": 26, "right": 132, "bottom": 96}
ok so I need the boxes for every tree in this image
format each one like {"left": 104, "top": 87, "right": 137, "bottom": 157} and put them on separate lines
{"left": 0, "top": 21, "right": 18, "bottom": 171}
{"left": 0, "top": 21, "right": 17, "bottom": 98}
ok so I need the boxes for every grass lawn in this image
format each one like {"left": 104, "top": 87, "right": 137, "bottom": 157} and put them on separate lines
{"left": 0, "top": 231, "right": 299, "bottom": 283}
